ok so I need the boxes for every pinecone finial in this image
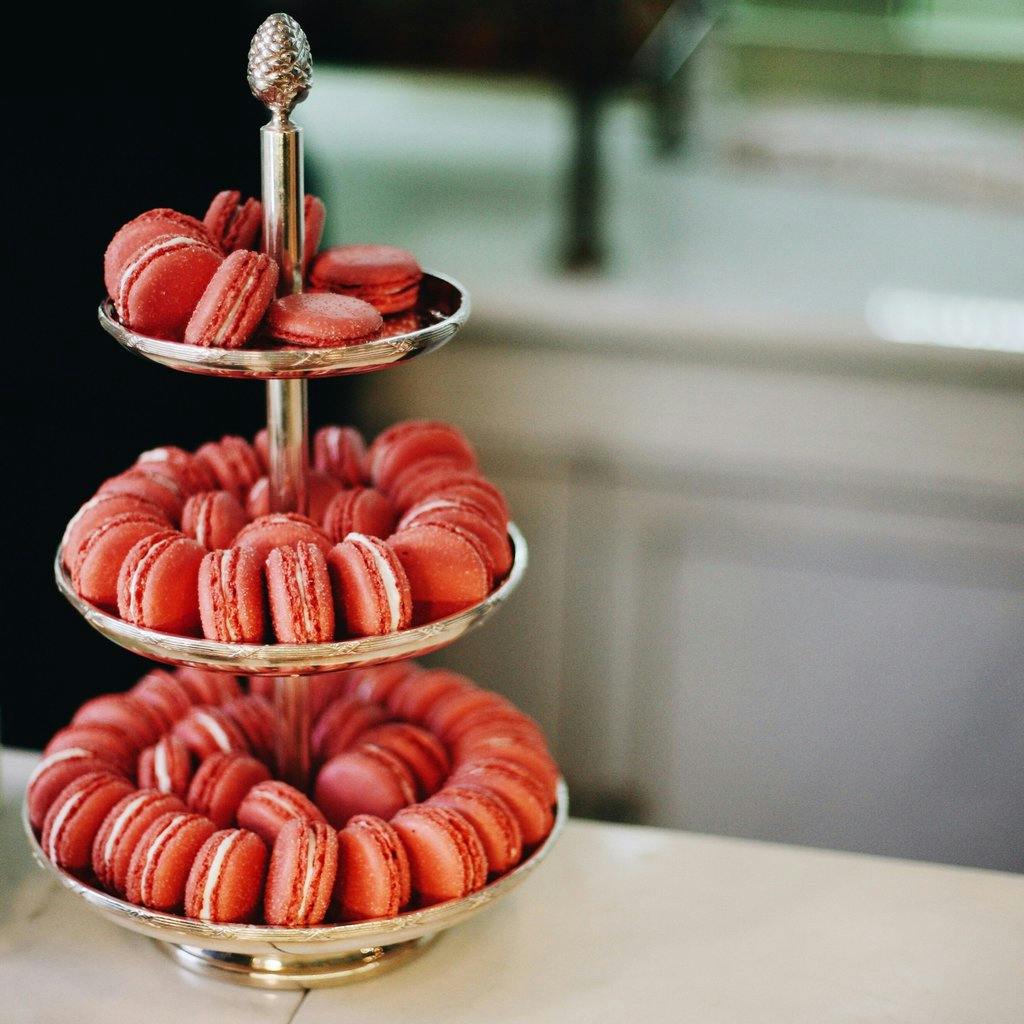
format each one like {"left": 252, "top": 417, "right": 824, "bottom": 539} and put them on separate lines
{"left": 247, "top": 13, "right": 312, "bottom": 119}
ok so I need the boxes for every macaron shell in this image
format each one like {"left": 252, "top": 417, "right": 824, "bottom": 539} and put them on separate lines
{"left": 327, "top": 535, "right": 412, "bottom": 637}
{"left": 136, "top": 446, "right": 218, "bottom": 495}
{"left": 358, "top": 723, "right": 450, "bottom": 798}
{"left": 334, "top": 814, "right": 411, "bottom": 921}
{"left": 137, "top": 735, "right": 194, "bottom": 799}
{"left": 308, "top": 244, "right": 422, "bottom": 315}
{"left": 174, "top": 667, "right": 242, "bottom": 705}
{"left": 222, "top": 695, "right": 277, "bottom": 763}
{"left": 345, "top": 661, "right": 422, "bottom": 705}
{"left": 450, "top": 759, "right": 554, "bottom": 846}
{"left": 234, "top": 513, "right": 331, "bottom": 566}
{"left": 198, "top": 546, "right": 266, "bottom": 644}
{"left": 266, "top": 292, "right": 383, "bottom": 348}
{"left": 97, "top": 470, "right": 184, "bottom": 523}
{"left": 386, "top": 669, "right": 475, "bottom": 722}
{"left": 73, "top": 693, "right": 166, "bottom": 750}
{"left": 187, "top": 752, "right": 272, "bottom": 828}
{"left": 103, "top": 209, "right": 211, "bottom": 298}
{"left": 314, "top": 745, "right": 417, "bottom": 827}
{"left": 132, "top": 669, "right": 195, "bottom": 723}
{"left": 203, "top": 190, "right": 262, "bottom": 252}
{"left": 264, "top": 819, "right": 338, "bottom": 927}
{"left": 398, "top": 498, "right": 513, "bottom": 579}
{"left": 72, "top": 512, "right": 170, "bottom": 609}
{"left": 372, "top": 424, "right": 476, "bottom": 494}
{"left": 184, "top": 828, "right": 268, "bottom": 923}
{"left": 313, "top": 426, "right": 368, "bottom": 486}
{"left": 117, "top": 531, "right": 205, "bottom": 635}
{"left": 44, "top": 725, "right": 137, "bottom": 777}
{"left": 41, "top": 771, "right": 135, "bottom": 871}
{"left": 311, "top": 696, "right": 389, "bottom": 762}
{"left": 194, "top": 436, "right": 263, "bottom": 499}
{"left": 62, "top": 493, "right": 169, "bottom": 571}
{"left": 173, "top": 706, "right": 251, "bottom": 760}
{"left": 182, "top": 491, "right": 248, "bottom": 550}
{"left": 125, "top": 812, "right": 217, "bottom": 911}
{"left": 236, "top": 780, "right": 326, "bottom": 845}
{"left": 266, "top": 542, "right": 336, "bottom": 643}
{"left": 303, "top": 195, "right": 326, "bottom": 270}
{"left": 185, "top": 250, "right": 279, "bottom": 348}
{"left": 428, "top": 784, "right": 523, "bottom": 875}
{"left": 27, "top": 749, "right": 125, "bottom": 831}
{"left": 322, "top": 488, "right": 396, "bottom": 543}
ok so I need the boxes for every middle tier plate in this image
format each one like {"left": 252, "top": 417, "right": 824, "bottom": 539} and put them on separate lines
{"left": 56, "top": 525, "right": 526, "bottom": 675}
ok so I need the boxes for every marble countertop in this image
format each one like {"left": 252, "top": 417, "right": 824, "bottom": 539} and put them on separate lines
{"left": 3, "top": 747, "right": 1022, "bottom": 1023}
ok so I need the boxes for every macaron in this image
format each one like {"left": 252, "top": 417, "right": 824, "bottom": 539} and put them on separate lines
{"left": 203, "top": 190, "right": 262, "bottom": 253}
{"left": 125, "top": 811, "right": 217, "bottom": 911}
{"left": 386, "top": 455, "right": 475, "bottom": 509}
{"left": 369, "top": 421, "right": 477, "bottom": 494}
{"left": 327, "top": 534, "right": 412, "bottom": 637}
{"left": 97, "top": 469, "right": 185, "bottom": 523}
{"left": 222, "top": 695, "right": 276, "bottom": 763}
{"left": 311, "top": 695, "right": 389, "bottom": 763}
{"left": 194, "top": 436, "right": 263, "bottom": 501}
{"left": 264, "top": 818, "right": 338, "bottom": 927}
{"left": 237, "top": 780, "right": 326, "bottom": 845}
{"left": 73, "top": 693, "right": 166, "bottom": 750}
{"left": 245, "top": 470, "right": 341, "bottom": 524}
{"left": 358, "top": 723, "right": 450, "bottom": 798}
{"left": 187, "top": 752, "right": 271, "bottom": 828}
{"left": 116, "top": 233, "right": 223, "bottom": 340}
{"left": 344, "top": 661, "right": 422, "bottom": 706}
{"left": 117, "top": 530, "right": 205, "bottom": 635}
{"left": 198, "top": 546, "right": 266, "bottom": 644}
{"left": 174, "top": 667, "right": 243, "bottom": 705}
{"left": 27, "top": 748, "right": 126, "bottom": 831}
{"left": 71, "top": 511, "right": 170, "bottom": 609}
{"left": 386, "top": 668, "right": 475, "bottom": 722}
{"left": 250, "top": 671, "right": 350, "bottom": 721}
{"left": 173, "top": 706, "right": 250, "bottom": 760}
{"left": 92, "top": 789, "right": 186, "bottom": 893}
{"left": 103, "top": 208, "right": 212, "bottom": 299}
{"left": 312, "top": 425, "right": 368, "bottom": 486}
{"left": 253, "top": 427, "right": 271, "bottom": 471}
{"left": 396, "top": 471, "right": 509, "bottom": 529}
{"left": 449, "top": 758, "right": 554, "bottom": 846}
{"left": 453, "top": 735, "right": 560, "bottom": 800}
{"left": 321, "top": 488, "right": 396, "bottom": 543}
{"left": 266, "top": 542, "right": 335, "bottom": 643}
{"left": 41, "top": 771, "right": 135, "bottom": 871}
{"left": 62, "top": 493, "right": 169, "bottom": 571}
{"left": 334, "top": 814, "right": 411, "bottom": 921}
{"left": 182, "top": 490, "right": 248, "bottom": 550}
{"left": 428, "top": 784, "right": 522, "bottom": 875}
{"left": 379, "top": 311, "right": 420, "bottom": 338}
{"left": 398, "top": 496, "right": 512, "bottom": 579}
{"left": 423, "top": 688, "right": 513, "bottom": 742}
{"left": 185, "top": 250, "right": 279, "bottom": 348}
{"left": 233, "top": 512, "right": 331, "bottom": 566}
{"left": 390, "top": 804, "right": 488, "bottom": 905}
{"left": 136, "top": 445, "right": 217, "bottom": 495}
{"left": 265, "top": 292, "right": 383, "bottom": 348}
{"left": 309, "top": 244, "right": 422, "bottom": 314}
{"left": 44, "top": 725, "right": 137, "bottom": 778}
{"left": 132, "top": 668, "right": 196, "bottom": 723}
{"left": 184, "top": 828, "right": 268, "bottom": 923}
{"left": 303, "top": 194, "right": 326, "bottom": 270}
{"left": 314, "top": 745, "right": 416, "bottom": 827}
{"left": 137, "top": 734, "right": 194, "bottom": 800}
{"left": 389, "top": 523, "right": 491, "bottom": 624}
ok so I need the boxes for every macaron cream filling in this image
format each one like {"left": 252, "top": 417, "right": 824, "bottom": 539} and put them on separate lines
{"left": 153, "top": 741, "right": 173, "bottom": 793}
{"left": 211, "top": 262, "right": 265, "bottom": 346}
{"left": 117, "top": 235, "right": 204, "bottom": 315}
{"left": 101, "top": 792, "right": 151, "bottom": 869}
{"left": 293, "top": 552, "right": 317, "bottom": 639}
{"left": 193, "top": 710, "right": 234, "bottom": 753}
{"left": 46, "top": 788, "right": 90, "bottom": 861}
{"left": 347, "top": 532, "right": 403, "bottom": 631}
{"left": 296, "top": 826, "right": 320, "bottom": 922}
{"left": 28, "top": 747, "right": 91, "bottom": 786}
{"left": 200, "top": 830, "right": 241, "bottom": 920}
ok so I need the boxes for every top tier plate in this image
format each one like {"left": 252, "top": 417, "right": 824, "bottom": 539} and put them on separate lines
{"left": 99, "top": 270, "right": 469, "bottom": 380}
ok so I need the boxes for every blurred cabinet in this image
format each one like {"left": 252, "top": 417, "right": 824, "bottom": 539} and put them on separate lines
{"left": 361, "top": 332, "right": 1024, "bottom": 870}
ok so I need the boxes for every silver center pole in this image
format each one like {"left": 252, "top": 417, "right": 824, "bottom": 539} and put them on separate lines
{"left": 249, "top": 14, "right": 313, "bottom": 789}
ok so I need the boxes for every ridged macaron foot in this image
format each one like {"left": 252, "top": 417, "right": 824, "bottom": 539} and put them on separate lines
{"left": 41, "top": 771, "right": 135, "bottom": 872}
{"left": 27, "top": 749, "right": 126, "bottom": 832}
{"left": 428, "top": 785, "right": 523, "bottom": 875}
{"left": 184, "top": 828, "right": 268, "bottom": 923}
{"left": 182, "top": 490, "right": 248, "bottom": 550}
{"left": 334, "top": 814, "right": 411, "bottom": 921}
{"left": 125, "top": 811, "right": 217, "bottom": 911}
{"left": 194, "top": 436, "right": 263, "bottom": 500}
{"left": 187, "top": 752, "right": 271, "bottom": 828}
{"left": 309, "top": 244, "right": 422, "bottom": 315}
{"left": 327, "top": 534, "right": 412, "bottom": 637}
{"left": 449, "top": 758, "right": 554, "bottom": 846}
{"left": 116, "top": 530, "right": 205, "bottom": 635}
{"left": 198, "top": 547, "right": 266, "bottom": 644}
{"left": 185, "top": 250, "right": 279, "bottom": 348}
{"left": 358, "top": 723, "right": 450, "bottom": 798}
{"left": 321, "top": 488, "right": 396, "bottom": 543}
{"left": 266, "top": 542, "right": 336, "bottom": 643}
{"left": 311, "top": 696, "right": 389, "bottom": 763}
{"left": 202, "top": 190, "right": 262, "bottom": 253}
{"left": 264, "top": 819, "right": 338, "bottom": 927}
{"left": 236, "top": 780, "right": 326, "bottom": 845}
{"left": 314, "top": 745, "right": 417, "bottom": 828}
{"left": 265, "top": 292, "right": 383, "bottom": 348}
{"left": 173, "top": 706, "right": 250, "bottom": 760}
{"left": 312, "top": 425, "right": 368, "bottom": 486}
{"left": 92, "top": 789, "right": 186, "bottom": 893}
{"left": 390, "top": 804, "right": 488, "bottom": 905}
{"left": 137, "top": 734, "right": 194, "bottom": 800}
{"left": 234, "top": 513, "right": 331, "bottom": 566}
{"left": 116, "top": 233, "right": 223, "bottom": 341}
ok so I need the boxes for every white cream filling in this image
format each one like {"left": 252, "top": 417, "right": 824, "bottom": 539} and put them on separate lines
{"left": 255, "top": 786, "right": 303, "bottom": 816}
{"left": 219, "top": 550, "right": 238, "bottom": 640}
{"left": 28, "top": 747, "right": 91, "bottom": 787}
{"left": 47, "top": 790, "right": 89, "bottom": 862}
{"left": 293, "top": 554, "right": 317, "bottom": 639}
{"left": 153, "top": 742, "right": 172, "bottom": 793}
{"left": 295, "top": 827, "right": 319, "bottom": 922}
{"left": 194, "top": 496, "right": 212, "bottom": 549}
{"left": 102, "top": 793, "right": 151, "bottom": 869}
{"left": 195, "top": 710, "right": 233, "bottom": 753}
{"left": 140, "top": 816, "right": 184, "bottom": 900}
{"left": 348, "top": 533, "right": 402, "bottom": 631}
{"left": 212, "top": 265, "right": 261, "bottom": 345}
{"left": 127, "top": 536, "right": 173, "bottom": 622}
{"left": 200, "top": 831, "right": 241, "bottom": 920}
{"left": 117, "top": 235, "right": 199, "bottom": 313}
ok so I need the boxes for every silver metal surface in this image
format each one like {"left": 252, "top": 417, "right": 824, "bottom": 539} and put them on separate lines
{"left": 96, "top": 272, "right": 469, "bottom": 379}
{"left": 23, "top": 780, "right": 567, "bottom": 989}
{"left": 260, "top": 118, "right": 304, "bottom": 295}
{"left": 266, "top": 379, "right": 309, "bottom": 515}
{"left": 247, "top": 13, "right": 312, "bottom": 119}
{"left": 55, "top": 524, "right": 526, "bottom": 676}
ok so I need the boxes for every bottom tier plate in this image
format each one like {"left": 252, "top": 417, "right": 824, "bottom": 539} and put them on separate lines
{"left": 23, "top": 780, "right": 567, "bottom": 989}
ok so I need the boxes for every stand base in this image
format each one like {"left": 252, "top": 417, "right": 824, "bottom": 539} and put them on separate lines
{"left": 160, "top": 933, "right": 439, "bottom": 989}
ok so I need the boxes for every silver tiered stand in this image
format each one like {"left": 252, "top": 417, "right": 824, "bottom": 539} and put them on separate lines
{"left": 28, "top": 14, "right": 565, "bottom": 989}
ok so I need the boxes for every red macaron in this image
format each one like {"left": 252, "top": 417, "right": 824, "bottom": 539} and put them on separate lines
{"left": 194, "top": 436, "right": 263, "bottom": 501}
{"left": 334, "top": 814, "right": 411, "bottom": 921}
{"left": 264, "top": 818, "right": 338, "bottom": 927}
{"left": 321, "top": 488, "right": 396, "bottom": 543}
{"left": 174, "top": 667, "right": 243, "bottom": 705}
{"left": 358, "top": 723, "right": 450, "bottom": 798}
{"left": 266, "top": 292, "right": 383, "bottom": 348}
{"left": 187, "top": 751, "right": 271, "bottom": 828}
{"left": 203, "top": 190, "right": 262, "bottom": 253}
{"left": 97, "top": 469, "right": 186, "bottom": 523}
{"left": 198, "top": 546, "right": 266, "bottom": 644}
{"left": 174, "top": 705, "right": 251, "bottom": 760}
{"left": 312, "top": 426, "right": 368, "bottom": 486}
{"left": 137, "top": 734, "right": 194, "bottom": 800}
{"left": 73, "top": 693, "right": 167, "bottom": 750}
{"left": 303, "top": 194, "right": 326, "bottom": 271}
{"left": 185, "top": 828, "right": 269, "bottom": 923}
{"left": 398, "top": 496, "right": 512, "bottom": 579}
{"left": 369, "top": 422, "right": 477, "bottom": 496}
{"left": 222, "top": 695, "right": 277, "bottom": 764}
{"left": 449, "top": 758, "right": 554, "bottom": 846}
{"left": 44, "top": 725, "right": 137, "bottom": 778}
{"left": 266, "top": 541, "right": 336, "bottom": 643}
{"left": 327, "top": 534, "right": 412, "bottom": 637}
{"left": 386, "top": 668, "right": 475, "bottom": 722}
{"left": 344, "top": 661, "right": 422, "bottom": 705}
{"left": 314, "top": 745, "right": 417, "bottom": 827}
{"left": 234, "top": 512, "right": 331, "bottom": 566}
{"left": 92, "top": 789, "right": 187, "bottom": 893}
{"left": 182, "top": 490, "right": 249, "bottom": 550}
{"left": 117, "top": 530, "right": 205, "bottom": 635}
{"left": 185, "top": 250, "right": 279, "bottom": 349}
{"left": 132, "top": 668, "right": 196, "bottom": 723}
{"left": 136, "top": 446, "right": 217, "bottom": 496}
{"left": 236, "top": 780, "right": 326, "bottom": 845}
{"left": 311, "top": 695, "right": 390, "bottom": 763}
{"left": 428, "top": 784, "right": 523, "bottom": 875}
{"left": 41, "top": 771, "right": 135, "bottom": 872}
{"left": 309, "top": 244, "right": 423, "bottom": 314}
{"left": 27, "top": 748, "right": 127, "bottom": 832}
{"left": 125, "top": 811, "right": 217, "bottom": 911}
{"left": 62, "top": 493, "right": 169, "bottom": 572}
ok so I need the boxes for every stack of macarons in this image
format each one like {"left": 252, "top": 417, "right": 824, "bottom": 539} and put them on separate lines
{"left": 29, "top": 660, "right": 558, "bottom": 925}
{"left": 104, "top": 192, "right": 423, "bottom": 348}
{"left": 63, "top": 420, "right": 513, "bottom": 642}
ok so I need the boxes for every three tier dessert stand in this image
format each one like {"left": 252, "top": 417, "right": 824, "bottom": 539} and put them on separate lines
{"left": 27, "top": 13, "right": 566, "bottom": 989}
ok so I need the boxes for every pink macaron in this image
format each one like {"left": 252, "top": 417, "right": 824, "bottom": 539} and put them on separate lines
{"left": 398, "top": 496, "right": 512, "bottom": 579}
{"left": 136, "top": 446, "right": 218, "bottom": 495}
{"left": 428, "top": 785, "right": 522, "bottom": 875}
{"left": 222, "top": 695, "right": 277, "bottom": 763}
{"left": 390, "top": 803, "right": 488, "bottom": 905}
{"left": 311, "top": 696, "right": 389, "bottom": 763}
{"left": 423, "top": 688, "right": 513, "bottom": 742}
{"left": 394, "top": 469, "right": 509, "bottom": 528}
{"left": 453, "top": 735, "right": 560, "bottom": 800}
{"left": 344, "top": 661, "right": 422, "bottom": 705}
{"left": 315, "top": 745, "right": 417, "bottom": 827}
{"left": 137, "top": 734, "right": 194, "bottom": 800}
{"left": 185, "top": 250, "right": 279, "bottom": 349}
{"left": 321, "top": 488, "right": 396, "bottom": 543}
{"left": 449, "top": 758, "right": 554, "bottom": 846}
{"left": 97, "top": 469, "right": 186, "bottom": 523}
{"left": 358, "top": 723, "right": 450, "bottom": 798}
{"left": 234, "top": 512, "right": 331, "bottom": 566}
{"left": 73, "top": 693, "right": 167, "bottom": 750}
{"left": 44, "top": 725, "right": 137, "bottom": 778}
{"left": 264, "top": 818, "right": 338, "bottom": 927}
{"left": 182, "top": 490, "right": 249, "bottom": 550}
{"left": 184, "top": 828, "right": 269, "bottom": 923}
{"left": 125, "top": 811, "right": 217, "bottom": 911}
{"left": 41, "top": 771, "right": 135, "bottom": 872}
{"left": 62, "top": 493, "right": 169, "bottom": 571}
{"left": 312, "top": 426, "right": 368, "bottom": 486}
{"left": 198, "top": 546, "right": 266, "bottom": 644}
{"left": 92, "top": 789, "right": 186, "bottom": 893}
{"left": 117, "top": 530, "right": 205, "bottom": 635}
{"left": 236, "top": 780, "right": 326, "bottom": 845}
{"left": 187, "top": 751, "right": 271, "bottom": 828}
{"left": 327, "top": 534, "right": 412, "bottom": 637}
{"left": 116, "top": 232, "right": 223, "bottom": 340}
{"left": 203, "top": 190, "right": 262, "bottom": 253}
{"left": 266, "top": 292, "right": 383, "bottom": 348}
{"left": 173, "top": 705, "right": 250, "bottom": 760}
{"left": 334, "top": 814, "right": 411, "bottom": 921}
{"left": 174, "top": 667, "right": 243, "bottom": 705}
{"left": 266, "top": 541, "right": 336, "bottom": 643}
{"left": 369, "top": 421, "right": 477, "bottom": 495}
{"left": 27, "top": 748, "right": 127, "bottom": 832}
{"left": 309, "top": 244, "right": 422, "bottom": 315}
{"left": 132, "top": 668, "right": 195, "bottom": 723}
{"left": 194, "top": 436, "right": 264, "bottom": 500}
{"left": 386, "top": 668, "right": 475, "bottom": 722}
